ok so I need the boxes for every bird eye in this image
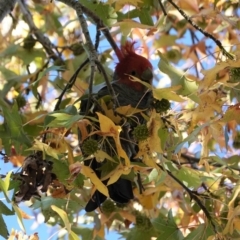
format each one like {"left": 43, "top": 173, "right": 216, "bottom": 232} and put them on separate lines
{"left": 131, "top": 70, "right": 136, "bottom": 76}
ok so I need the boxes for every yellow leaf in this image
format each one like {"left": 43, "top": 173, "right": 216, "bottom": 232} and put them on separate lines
{"left": 135, "top": 141, "right": 157, "bottom": 168}
{"left": 222, "top": 103, "right": 240, "bottom": 124}
{"left": 99, "top": 98, "right": 122, "bottom": 124}
{"left": 113, "top": 19, "right": 156, "bottom": 36}
{"left": 148, "top": 113, "right": 163, "bottom": 153}
{"left": 200, "top": 58, "right": 240, "bottom": 90}
{"left": 94, "top": 150, "right": 116, "bottom": 163}
{"left": 107, "top": 168, "right": 123, "bottom": 186}
{"left": 97, "top": 112, "right": 120, "bottom": 135}
{"left": 7, "top": 230, "right": 16, "bottom": 240}
{"left": 82, "top": 165, "right": 109, "bottom": 197}
{"left": 116, "top": 105, "right": 143, "bottom": 116}
{"left": 27, "top": 140, "right": 60, "bottom": 159}
{"left": 133, "top": 187, "right": 159, "bottom": 209}
{"left": 51, "top": 205, "right": 71, "bottom": 232}
{"left": 234, "top": 218, "right": 240, "bottom": 231}
{"left": 106, "top": 166, "right": 131, "bottom": 185}
{"left": 97, "top": 112, "right": 130, "bottom": 166}
{"left": 153, "top": 86, "right": 185, "bottom": 102}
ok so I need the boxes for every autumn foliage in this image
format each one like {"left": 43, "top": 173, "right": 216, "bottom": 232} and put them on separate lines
{"left": 1, "top": 0, "right": 240, "bottom": 240}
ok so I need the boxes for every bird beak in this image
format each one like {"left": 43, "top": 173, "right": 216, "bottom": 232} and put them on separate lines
{"left": 141, "top": 68, "right": 153, "bottom": 82}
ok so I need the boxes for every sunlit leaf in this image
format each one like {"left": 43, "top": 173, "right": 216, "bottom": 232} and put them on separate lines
{"left": 0, "top": 172, "right": 12, "bottom": 202}
{"left": 27, "top": 140, "right": 59, "bottom": 159}
{"left": 97, "top": 112, "right": 130, "bottom": 166}
{"left": 158, "top": 52, "right": 199, "bottom": 102}
{"left": 12, "top": 204, "right": 25, "bottom": 232}
{"left": 82, "top": 165, "right": 109, "bottom": 197}
{"left": 51, "top": 205, "right": 71, "bottom": 232}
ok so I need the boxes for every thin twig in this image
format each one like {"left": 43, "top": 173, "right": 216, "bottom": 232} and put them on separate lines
{"left": 18, "top": 0, "right": 61, "bottom": 61}
{"left": 157, "top": 0, "right": 167, "bottom": 16}
{"left": 95, "top": 24, "right": 101, "bottom": 51}
{"left": 42, "top": 59, "right": 89, "bottom": 143}
{"left": 73, "top": 1, "right": 124, "bottom": 61}
{"left": 167, "top": 0, "right": 234, "bottom": 60}
{"left": 54, "top": 59, "right": 89, "bottom": 111}
{"left": 56, "top": 0, "right": 121, "bottom": 108}
{"left": 157, "top": 163, "right": 217, "bottom": 233}
{"left": 56, "top": 0, "right": 100, "bottom": 115}
{"left": 189, "top": 30, "right": 201, "bottom": 78}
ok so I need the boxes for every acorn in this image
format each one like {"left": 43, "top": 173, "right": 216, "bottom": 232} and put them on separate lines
{"left": 133, "top": 125, "right": 149, "bottom": 141}
{"left": 101, "top": 199, "right": 116, "bottom": 215}
{"left": 23, "top": 35, "right": 36, "bottom": 50}
{"left": 70, "top": 42, "right": 85, "bottom": 56}
{"left": 135, "top": 214, "right": 152, "bottom": 230}
{"left": 54, "top": 58, "right": 66, "bottom": 69}
{"left": 82, "top": 139, "right": 98, "bottom": 155}
{"left": 229, "top": 67, "right": 240, "bottom": 82}
{"left": 166, "top": 49, "right": 181, "bottom": 63}
{"left": 153, "top": 98, "right": 171, "bottom": 113}
{"left": 16, "top": 95, "right": 27, "bottom": 108}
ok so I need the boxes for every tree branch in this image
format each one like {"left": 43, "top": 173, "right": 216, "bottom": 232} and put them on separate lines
{"left": 167, "top": 0, "right": 234, "bottom": 60}
{"left": 17, "top": 0, "right": 61, "bottom": 61}
{"left": 157, "top": 163, "right": 217, "bottom": 233}
{"left": 0, "top": 0, "right": 17, "bottom": 22}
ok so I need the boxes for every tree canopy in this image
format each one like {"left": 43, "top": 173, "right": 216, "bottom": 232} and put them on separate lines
{"left": 0, "top": 0, "right": 240, "bottom": 239}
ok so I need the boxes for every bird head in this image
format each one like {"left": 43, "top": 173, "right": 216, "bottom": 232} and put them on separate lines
{"left": 114, "top": 42, "right": 153, "bottom": 92}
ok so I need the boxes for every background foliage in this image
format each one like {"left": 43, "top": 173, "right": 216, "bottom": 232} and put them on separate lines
{"left": 0, "top": 0, "right": 240, "bottom": 239}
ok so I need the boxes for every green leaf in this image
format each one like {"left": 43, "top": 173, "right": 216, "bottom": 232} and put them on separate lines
{"left": 45, "top": 105, "right": 82, "bottom": 128}
{"left": 0, "top": 214, "right": 8, "bottom": 239}
{"left": 158, "top": 127, "right": 168, "bottom": 151}
{"left": 138, "top": 7, "right": 154, "bottom": 26}
{"left": 126, "top": 227, "right": 156, "bottom": 240}
{"left": 81, "top": 0, "right": 117, "bottom": 26}
{"left": 175, "top": 167, "right": 201, "bottom": 188}
{"left": 71, "top": 227, "right": 93, "bottom": 240}
{"left": 183, "top": 224, "right": 214, "bottom": 240}
{"left": 70, "top": 231, "right": 81, "bottom": 240}
{"left": 153, "top": 211, "right": 184, "bottom": 240}
{"left": 0, "top": 43, "right": 45, "bottom": 65}
{"left": 0, "top": 201, "right": 14, "bottom": 215}
{"left": 14, "top": 47, "right": 45, "bottom": 65}
{"left": 12, "top": 203, "right": 25, "bottom": 232}
{"left": 52, "top": 160, "right": 70, "bottom": 184}
{"left": 155, "top": 35, "right": 178, "bottom": 48}
{"left": 51, "top": 205, "right": 71, "bottom": 232}
{"left": 174, "top": 122, "right": 209, "bottom": 154}
{"left": 32, "top": 196, "right": 82, "bottom": 224}
{"left": 27, "top": 140, "right": 59, "bottom": 159}
{"left": 0, "top": 172, "right": 12, "bottom": 202}
{"left": 0, "top": 100, "right": 32, "bottom": 148}
{"left": 158, "top": 53, "right": 199, "bottom": 102}
{"left": 46, "top": 113, "right": 83, "bottom": 128}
